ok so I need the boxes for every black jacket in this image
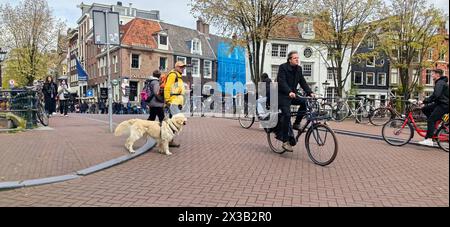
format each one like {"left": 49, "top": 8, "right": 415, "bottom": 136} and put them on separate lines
{"left": 42, "top": 82, "right": 58, "bottom": 99}
{"left": 424, "top": 76, "right": 449, "bottom": 107}
{"left": 277, "top": 63, "right": 312, "bottom": 106}
{"left": 262, "top": 77, "right": 272, "bottom": 108}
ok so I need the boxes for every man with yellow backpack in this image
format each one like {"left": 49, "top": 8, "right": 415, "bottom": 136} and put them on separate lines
{"left": 161, "top": 61, "right": 187, "bottom": 147}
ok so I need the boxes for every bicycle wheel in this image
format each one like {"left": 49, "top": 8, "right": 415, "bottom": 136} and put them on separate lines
{"left": 369, "top": 107, "right": 393, "bottom": 126}
{"left": 305, "top": 124, "right": 338, "bottom": 166}
{"left": 36, "top": 102, "right": 49, "bottom": 126}
{"left": 382, "top": 119, "right": 413, "bottom": 146}
{"left": 267, "top": 132, "right": 287, "bottom": 154}
{"left": 321, "top": 103, "right": 334, "bottom": 120}
{"left": 333, "top": 103, "right": 349, "bottom": 122}
{"left": 355, "top": 107, "right": 370, "bottom": 124}
{"left": 436, "top": 125, "right": 449, "bottom": 152}
{"left": 238, "top": 114, "right": 255, "bottom": 129}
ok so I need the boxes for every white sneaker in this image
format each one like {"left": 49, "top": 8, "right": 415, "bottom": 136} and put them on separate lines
{"left": 418, "top": 139, "right": 435, "bottom": 147}
{"left": 282, "top": 142, "right": 294, "bottom": 152}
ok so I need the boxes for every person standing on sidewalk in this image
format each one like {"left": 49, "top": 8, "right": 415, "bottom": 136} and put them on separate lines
{"left": 147, "top": 70, "right": 165, "bottom": 123}
{"left": 57, "top": 80, "right": 70, "bottom": 117}
{"left": 164, "top": 61, "right": 187, "bottom": 147}
{"left": 42, "top": 76, "right": 58, "bottom": 116}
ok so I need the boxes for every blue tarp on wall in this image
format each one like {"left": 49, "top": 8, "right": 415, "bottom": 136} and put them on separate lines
{"left": 216, "top": 42, "right": 246, "bottom": 95}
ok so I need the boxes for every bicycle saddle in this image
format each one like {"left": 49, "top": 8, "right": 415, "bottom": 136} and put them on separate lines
{"left": 407, "top": 99, "right": 418, "bottom": 105}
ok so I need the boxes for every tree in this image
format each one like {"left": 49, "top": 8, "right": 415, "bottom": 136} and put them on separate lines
{"left": 376, "top": 0, "right": 446, "bottom": 99}
{"left": 0, "top": 0, "right": 64, "bottom": 86}
{"left": 190, "top": 0, "right": 304, "bottom": 86}
{"left": 304, "top": 0, "right": 383, "bottom": 97}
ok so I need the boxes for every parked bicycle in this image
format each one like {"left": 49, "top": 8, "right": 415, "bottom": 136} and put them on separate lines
{"left": 369, "top": 96, "right": 404, "bottom": 126}
{"left": 24, "top": 80, "right": 49, "bottom": 126}
{"left": 322, "top": 96, "right": 375, "bottom": 123}
{"left": 266, "top": 97, "right": 338, "bottom": 166}
{"left": 382, "top": 99, "right": 449, "bottom": 152}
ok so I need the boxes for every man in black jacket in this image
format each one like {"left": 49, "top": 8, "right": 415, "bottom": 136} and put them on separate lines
{"left": 418, "top": 69, "right": 449, "bottom": 147}
{"left": 277, "top": 51, "right": 314, "bottom": 151}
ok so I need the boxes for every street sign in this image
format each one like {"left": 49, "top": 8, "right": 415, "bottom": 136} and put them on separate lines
{"left": 87, "top": 89, "right": 94, "bottom": 97}
{"left": 100, "top": 88, "right": 108, "bottom": 99}
{"left": 92, "top": 10, "right": 120, "bottom": 46}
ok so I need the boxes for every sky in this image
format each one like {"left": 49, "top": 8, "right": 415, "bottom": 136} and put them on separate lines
{"left": 0, "top": 0, "right": 448, "bottom": 32}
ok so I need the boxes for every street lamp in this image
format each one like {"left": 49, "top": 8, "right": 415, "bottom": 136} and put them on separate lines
{"left": 0, "top": 49, "right": 7, "bottom": 89}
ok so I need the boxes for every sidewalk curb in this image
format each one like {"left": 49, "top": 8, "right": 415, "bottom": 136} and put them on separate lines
{"left": 0, "top": 139, "right": 156, "bottom": 191}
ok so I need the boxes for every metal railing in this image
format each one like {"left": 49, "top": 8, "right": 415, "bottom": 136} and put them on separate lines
{"left": 0, "top": 89, "right": 38, "bottom": 129}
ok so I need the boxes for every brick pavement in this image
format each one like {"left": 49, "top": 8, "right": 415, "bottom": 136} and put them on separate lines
{"left": 0, "top": 114, "right": 148, "bottom": 182}
{"left": 0, "top": 115, "right": 448, "bottom": 207}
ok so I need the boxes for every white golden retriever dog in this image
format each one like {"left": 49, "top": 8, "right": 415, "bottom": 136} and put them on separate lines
{"left": 114, "top": 113, "right": 187, "bottom": 155}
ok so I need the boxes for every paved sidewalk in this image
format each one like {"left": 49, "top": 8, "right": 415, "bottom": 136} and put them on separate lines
{"left": 0, "top": 114, "right": 448, "bottom": 206}
{"left": 0, "top": 114, "right": 147, "bottom": 182}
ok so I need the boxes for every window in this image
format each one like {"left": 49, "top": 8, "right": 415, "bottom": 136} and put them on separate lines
{"left": 327, "top": 68, "right": 336, "bottom": 80}
{"left": 366, "top": 72, "right": 375, "bottom": 86}
{"left": 177, "top": 56, "right": 187, "bottom": 76}
{"left": 379, "top": 59, "right": 385, "bottom": 66}
{"left": 439, "top": 50, "right": 446, "bottom": 61}
{"left": 378, "top": 73, "right": 386, "bottom": 86}
{"left": 204, "top": 60, "right": 212, "bottom": 79}
{"left": 301, "top": 62, "right": 313, "bottom": 77}
{"left": 192, "top": 39, "right": 201, "bottom": 55}
{"left": 159, "top": 57, "right": 167, "bottom": 71}
{"left": 272, "top": 44, "right": 288, "bottom": 58}
{"left": 131, "top": 54, "right": 140, "bottom": 69}
{"left": 191, "top": 58, "right": 200, "bottom": 77}
{"left": 367, "top": 38, "right": 375, "bottom": 49}
{"left": 304, "top": 21, "right": 314, "bottom": 34}
{"left": 159, "top": 35, "right": 167, "bottom": 45}
{"left": 271, "top": 65, "right": 279, "bottom": 80}
{"left": 304, "top": 47, "right": 313, "bottom": 58}
{"left": 391, "top": 68, "right": 398, "bottom": 84}
{"left": 326, "top": 87, "right": 338, "bottom": 101}
{"left": 367, "top": 56, "right": 375, "bottom": 67}
{"left": 428, "top": 49, "right": 433, "bottom": 60}
{"left": 426, "top": 69, "right": 433, "bottom": 85}
{"left": 113, "top": 56, "right": 118, "bottom": 73}
{"left": 354, "top": 71, "right": 363, "bottom": 85}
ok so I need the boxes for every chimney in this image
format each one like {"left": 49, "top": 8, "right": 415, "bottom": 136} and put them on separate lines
{"left": 129, "top": 3, "right": 133, "bottom": 16}
{"left": 203, "top": 22, "right": 210, "bottom": 35}
{"left": 117, "top": 1, "right": 122, "bottom": 6}
{"left": 197, "top": 18, "right": 204, "bottom": 33}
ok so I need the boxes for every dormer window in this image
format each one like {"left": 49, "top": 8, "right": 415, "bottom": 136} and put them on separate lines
{"left": 304, "top": 21, "right": 314, "bottom": 34}
{"left": 157, "top": 32, "right": 169, "bottom": 50}
{"left": 300, "top": 20, "right": 315, "bottom": 40}
{"left": 159, "top": 34, "right": 167, "bottom": 45}
{"left": 192, "top": 38, "right": 202, "bottom": 55}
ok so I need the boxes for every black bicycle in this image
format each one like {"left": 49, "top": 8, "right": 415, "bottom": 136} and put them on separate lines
{"left": 25, "top": 80, "right": 49, "bottom": 126}
{"left": 266, "top": 97, "right": 338, "bottom": 166}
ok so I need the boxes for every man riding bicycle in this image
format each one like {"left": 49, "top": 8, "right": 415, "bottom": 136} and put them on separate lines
{"left": 276, "top": 51, "right": 315, "bottom": 152}
{"left": 418, "top": 68, "right": 449, "bottom": 147}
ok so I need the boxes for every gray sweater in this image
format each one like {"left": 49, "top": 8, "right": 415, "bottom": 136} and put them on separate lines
{"left": 147, "top": 77, "right": 164, "bottom": 108}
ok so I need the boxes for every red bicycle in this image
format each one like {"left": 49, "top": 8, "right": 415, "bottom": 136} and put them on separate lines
{"left": 382, "top": 100, "right": 449, "bottom": 152}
